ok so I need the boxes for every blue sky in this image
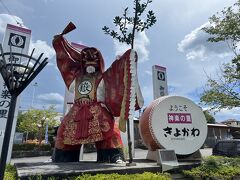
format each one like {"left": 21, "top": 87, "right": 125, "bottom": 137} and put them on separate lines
{"left": 0, "top": 0, "right": 239, "bottom": 122}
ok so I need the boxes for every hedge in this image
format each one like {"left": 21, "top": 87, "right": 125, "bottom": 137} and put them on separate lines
{"left": 183, "top": 156, "right": 240, "bottom": 180}
{"left": 72, "top": 173, "right": 171, "bottom": 180}
{"left": 12, "top": 143, "right": 52, "bottom": 151}
{"left": 4, "top": 165, "right": 171, "bottom": 180}
{"left": 4, "top": 164, "right": 17, "bottom": 180}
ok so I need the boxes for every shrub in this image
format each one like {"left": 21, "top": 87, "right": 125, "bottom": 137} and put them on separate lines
{"left": 4, "top": 164, "right": 17, "bottom": 180}
{"left": 4, "top": 167, "right": 171, "bottom": 180}
{"left": 73, "top": 172, "right": 171, "bottom": 180}
{"left": 183, "top": 156, "right": 240, "bottom": 179}
{"left": 12, "top": 143, "right": 52, "bottom": 151}
{"left": 25, "top": 139, "right": 40, "bottom": 144}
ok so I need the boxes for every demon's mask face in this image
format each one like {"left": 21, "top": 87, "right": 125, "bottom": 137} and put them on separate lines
{"left": 82, "top": 48, "right": 101, "bottom": 74}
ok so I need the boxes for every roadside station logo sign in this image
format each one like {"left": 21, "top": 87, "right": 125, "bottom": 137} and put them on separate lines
{"left": 8, "top": 33, "right": 26, "bottom": 48}
{"left": 157, "top": 71, "right": 165, "bottom": 81}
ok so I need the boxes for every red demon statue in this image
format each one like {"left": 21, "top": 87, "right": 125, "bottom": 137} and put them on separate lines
{"left": 52, "top": 23, "right": 143, "bottom": 163}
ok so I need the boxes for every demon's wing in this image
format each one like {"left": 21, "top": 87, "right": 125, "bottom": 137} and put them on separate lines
{"left": 52, "top": 36, "right": 82, "bottom": 89}
{"left": 103, "top": 49, "right": 143, "bottom": 132}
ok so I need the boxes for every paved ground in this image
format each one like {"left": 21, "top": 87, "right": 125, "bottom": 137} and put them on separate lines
{"left": 11, "top": 148, "right": 212, "bottom": 164}
{"left": 11, "top": 148, "right": 147, "bottom": 164}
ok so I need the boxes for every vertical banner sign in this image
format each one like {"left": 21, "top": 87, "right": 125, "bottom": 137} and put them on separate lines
{"left": 152, "top": 65, "right": 168, "bottom": 100}
{"left": 0, "top": 24, "right": 31, "bottom": 162}
{"left": 63, "top": 42, "right": 87, "bottom": 115}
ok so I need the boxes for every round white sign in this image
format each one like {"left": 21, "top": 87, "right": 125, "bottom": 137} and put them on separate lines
{"left": 140, "top": 96, "right": 208, "bottom": 155}
{"left": 78, "top": 81, "right": 92, "bottom": 95}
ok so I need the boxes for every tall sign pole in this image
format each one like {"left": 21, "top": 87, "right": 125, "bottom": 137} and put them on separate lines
{"left": 152, "top": 65, "right": 168, "bottom": 99}
{"left": 0, "top": 24, "right": 31, "bottom": 163}
{"left": 0, "top": 34, "right": 48, "bottom": 179}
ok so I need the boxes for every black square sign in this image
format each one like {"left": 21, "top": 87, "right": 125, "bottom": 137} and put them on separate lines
{"left": 8, "top": 33, "right": 26, "bottom": 48}
{"left": 157, "top": 71, "right": 165, "bottom": 81}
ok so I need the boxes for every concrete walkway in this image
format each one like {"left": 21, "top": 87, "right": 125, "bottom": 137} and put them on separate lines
{"left": 11, "top": 148, "right": 148, "bottom": 164}
{"left": 12, "top": 148, "right": 212, "bottom": 179}
{"left": 11, "top": 148, "right": 212, "bottom": 164}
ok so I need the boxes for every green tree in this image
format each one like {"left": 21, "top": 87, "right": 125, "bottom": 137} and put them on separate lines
{"left": 102, "top": 0, "right": 156, "bottom": 49}
{"left": 203, "top": 110, "right": 216, "bottom": 124}
{"left": 102, "top": 0, "right": 156, "bottom": 164}
{"left": 17, "top": 106, "right": 60, "bottom": 144}
{"left": 200, "top": 0, "right": 240, "bottom": 111}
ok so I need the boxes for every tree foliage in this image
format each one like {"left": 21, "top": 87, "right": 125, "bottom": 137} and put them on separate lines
{"left": 17, "top": 106, "right": 60, "bottom": 143}
{"left": 201, "top": 63, "right": 240, "bottom": 111}
{"left": 102, "top": 0, "right": 156, "bottom": 49}
{"left": 203, "top": 110, "right": 216, "bottom": 124}
{"left": 200, "top": 0, "right": 240, "bottom": 111}
{"left": 202, "top": 0, "right": 240, "bottom": 71}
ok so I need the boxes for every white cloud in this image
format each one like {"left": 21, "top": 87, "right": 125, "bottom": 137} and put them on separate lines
{"left": 211, "top": 108, "right": 240, "bottom": 122}
{"left": 141, "top": 85, "right": 153, "bottom": 107}
{"left": 0, "top": 14, "right": 55, "bottom": 65}
{"left": 202, "top": 102, "right": 240, "bottom": 122}
{"left": 113, "top": 29, "right": 150, "bottom": 63}
{"left": 178, "top": 22, "right": 231, "bottom": 60}
{"left": 29, "top": 40, "right": 55, "bottom": 61}
{"left": 144, "top": 70, "right": 152, "bottom": 76}
{"left": 173, "top": 21, "right": 238, "bottom": 110}
{"left": 134, "top": 31, "right": 150, "bottom": 62}
{"left": 37, "top": 93, "right": 64, "bottom": 104}
{"left": 0, "top": 14, "right": 25, "bottom": 34}
{"left": 152, "top": 0, "right": 236, "bottom": 28}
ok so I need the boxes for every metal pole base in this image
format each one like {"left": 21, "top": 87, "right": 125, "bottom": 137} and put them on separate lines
{"left": 126, "top": 162, "right": 137, "bottom": 166}
{"left": 0, "top": 95, "right": 17, "bottom": 180}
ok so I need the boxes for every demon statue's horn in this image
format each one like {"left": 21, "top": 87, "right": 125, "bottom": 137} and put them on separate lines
{"left": 61, "top": 22, "right": 76, "bottom": 35}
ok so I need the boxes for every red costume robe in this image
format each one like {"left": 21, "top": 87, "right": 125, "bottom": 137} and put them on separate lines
{"left": 53, "top": 36, "right": 143, "bottom": 151}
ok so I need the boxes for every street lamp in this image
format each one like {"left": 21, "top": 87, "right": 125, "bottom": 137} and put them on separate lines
{"left": 42, "top": 107, "right": 49, "bottom": 144}
{"left": 31, "top": 82, "right": 38, "bottom": 108}
{"left": 0, "top": 44, "right": 48, "bottom": 179}
{"left": 45, "top": 118, "right": 49, "bottom": 144}
{"left": 37, "top": 123, "right": 43, "bottom": 145}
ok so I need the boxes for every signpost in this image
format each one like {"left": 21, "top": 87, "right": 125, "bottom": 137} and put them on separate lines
{"left": 152, "top": 65, "right": 168, "bottom": 99}
{"left": 0, "top": 24, "right": 48, "bottom": 179}
{"left": 0, "top": 24, "right": 31, "bottom": 163}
